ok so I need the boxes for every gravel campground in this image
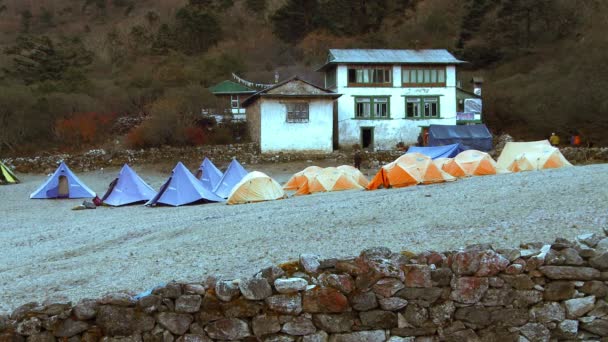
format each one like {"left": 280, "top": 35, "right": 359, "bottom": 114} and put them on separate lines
{"left": 1, "top": 162, "right": 607, "bottom": 313}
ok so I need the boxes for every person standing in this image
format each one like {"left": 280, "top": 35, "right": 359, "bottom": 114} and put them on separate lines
{"left": 354, "top": 149, "right": 362, "bottom": 170}
{"left": 549, "top": 132, "right": 560, "bottom": 146}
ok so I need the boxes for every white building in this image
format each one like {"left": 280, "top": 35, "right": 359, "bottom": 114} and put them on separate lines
{"left": 318, "top": 49, "right": 465, "bottom": 149}
{"left": 242, "top": 77, "right": 341, "bottom": 153}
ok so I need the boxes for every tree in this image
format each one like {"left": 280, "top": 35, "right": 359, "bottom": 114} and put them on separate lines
{"left": 245, "top": 0, "right": 266, "bottom": 13}
{"left": 271, "top": 0, "right": 318, "bottom": 42}
{"left": 20, "top": 10, "right": 32, "bottom": 33}
{"left": 174, "top": 5, "right": 222, "bottom": 54}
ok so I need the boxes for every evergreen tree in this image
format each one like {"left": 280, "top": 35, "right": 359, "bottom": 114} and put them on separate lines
{"left": 174, "top": 5, "right": 222, "bottom": 54}
{"left": 271, "top": 0, "right": 318, "bottom": 42}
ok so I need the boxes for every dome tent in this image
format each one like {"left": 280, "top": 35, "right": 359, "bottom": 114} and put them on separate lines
{"left": 336, "top": 165, "right": 369, "bottom": 188}
{"left": 283, "top": 166, "right": 322, "bottom": 191}
{"left": 442, "top": 150, "right": 498, "bottom": 177}
{"left": 497, "top": 140, "right": 572, "bottom": 172}
{"left": 227, "top": 171, "right": 286, "bottom": 204}
{"left": 296, "top": 167, "right": 363, "bottom": 195}
{"left": 367, "top": 153, "right": 455, "bottom": 190}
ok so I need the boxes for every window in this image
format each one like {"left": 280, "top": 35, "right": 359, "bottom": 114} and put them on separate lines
{"left": 325, "top": 68, "right": 337, "bottom": 88}
{"left": 402, "top": 66, "right": 446, "bottom": 87}
{"left": 406, "top": 97, "right": 440, "bottom": 118}
{"left": 347, "top": 66, "right": 392, "bottom": 86}
{"left": 230, "top": 95, "right": 239, "bottom": 109}
{"left": 355, "top": 97, "right": 390, "bottom": 119}
{"left": 286, "top": 103, "right": 309, "bottom": 123}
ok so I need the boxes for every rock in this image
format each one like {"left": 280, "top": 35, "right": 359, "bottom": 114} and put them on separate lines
{"left": 99, "top": 293, "right": 136, "bottom": 307}
{"left": 359, "top": 310, "right": 397, "bottom": 329}
{"left": 504, "top": 264, "right": 524, "bottom": 275}
{"left": 590, "top": 252, "right": 608, "bottom": 270}
{"left": 176, "top": 334, "right": 210, "bottom": 342}
{"left": 258, "top": 266, "right": 286, "bottom": 284}
{"left": 252, "top": 315, "right": 281, "bottom": 337}
{"left": 175, "top": 295, "right": 201, "bottom": 313}
{"left": 454, "top": 306, "right": 491, "bottom": 327}
{"left": 482, "top": 288, "right": 515, "bottom": 306}
{"left": 390, "top": 327, "right": 436, "bottom": 337}
{"left": 451, "top": 251, "right": 481, "bottom": 275}
{"left": 318, "top": 274, "right": 354, "bottom": 294}
{"left": 27, "top": 332, "right": 56, "bottom": 342}
{"left": 239, "top": 278, "right": 272, "bottom": 300}
{"left": 328, "top": 330, "right": 386, "bottom": 342}
{"left": 156, "top": 313, "right": 193, "bottom": 335}
{"left": 221, "top": 297, "right": 263, "bottom": 318}
{"left": 490, "top": 308, "right": 529, "bottom": 327}
{"left": 581, "top": 318, "right": 608, "bottom": 336}
{"left": 378, "top": 297, "right": 408, "bottom": 311}
{"left": 578, "top": 233, "right": 603, "bottom": 247}
{"left": 556, "top": 319, "right": 578, "bottom": 339}
{"left": 302, "top": 331, "right": 328, "bottom": 342}
{"left": 17, "top": 318, "right": 42, "bottom": 336}
{"left": 96, "top": 305, "right": 155, "bottom": 336}
{"left": 598, "top": 238, "right": 608, "bottom": 251}
{"left": 444, "top": 329, "right": 479, "bottom": 342}
{"left": 204, "top": 318, "right": 250, "bottom": 340}
{"left": 543, "top": 281, "right": 575, "bottom": 301}
{"left": 349, "top": 291, "right": 377, "bottom": 311}
{"left": 53, "top": 319, "right": 89, "bottom": 337}
{"left": 182, "top": 284, "right": 205, "bottom": 295}
{"left": 529, "top": 302, "right": 564, "bottom": 323}
{"left": 450, "top": 277, "right": 489, "bottom": 304}
{"left": 275, "top": 278, "right": 308, "bottom": 294}
{"left": 302, "top": 287, "right": 349, "bottom": 313}
{"left": 588, "top": 299, "right": 608, "bottom": 317}
{"left": 403, "top": 303, "right": 429, "bottom": 327}
{"left": 564, "top": 295, "right": 596, "bottom": 317}
{"left": 513, "top": 290, "right": 543, "bottom": 308}
{"left": 73, "top": 299, "right": 97, "bottom": 320}
{"left": 262, "top": 293, "right": 301, "bottom": 315}
{"left": 403, "top": 265, "right": 432, "bottom": 288}
{"left": 475, "top": 251, "right": 510, "bottom": 277}
{"left": 429, "top": 301, "right": 455, "bottom": 326}
{"left": 560, "top": 248, "right": 584, "bottom": 265}
{"left": 430, "top": 268, "right": 453, "bottom": 286}
{"left": 395, "top": 287, "right": 443, "bottom": 305}
{"left": 372, "top": 278, "right": 404, "bottom": 297}
{"left": 137, "top": 295, "right": 162, "bottom": 314}
{"left": 215, "top": 280, "right": 240, "bottom": 302}
{"left": 282, "top": 317, "right": 316, "bottom": 336}
{"left": 518, "top": 323, "right": 550, "bottom": 342}
{"left": 300, "top": 254, "right": 321, "bottom": 274}
{"left": 499, "top": 275, "right": 534, "bottom": 290}
{"left": 581, "top": 280, "right": 608, "bottom": 297}
{"left": 539, "top": 266, "right": 600, "bottom": 280}
{"left": 312, "top": 313, "right": 355, "bottom": 333}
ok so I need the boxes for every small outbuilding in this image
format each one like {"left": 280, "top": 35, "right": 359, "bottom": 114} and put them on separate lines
{"left": 242, "top": 76, "right": 341, "bottom": 154}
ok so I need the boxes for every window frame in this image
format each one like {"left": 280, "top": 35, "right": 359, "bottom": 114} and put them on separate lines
{"left": 353, "top": 96, "right": 391, "bottom": 119}
{"left": 285, "top": 102, "right": 310, "bottom": 123}
{"left": 402, "top": 65, "right": 446, "bottom": 87}
{"left": 347, "top": 65, "right": 393, "bottom": 87}
{"left": 230, "top": 95, "right": 240, "bottom": 109}
{"left": 405, "top": 96, "right": 441, "bottom": 119}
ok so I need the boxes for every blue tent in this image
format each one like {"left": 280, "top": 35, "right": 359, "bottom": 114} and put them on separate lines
{"left": 30, "top": 162, "right": 96, "bottom": 199}
{"left": 101, "top": 164, "right": 157, "bottom": 206}
{"left": 146, "top": 162, "right": 223, "bottom": 207}
{"left": 406, "top": 143, "right": 464, "bottom": 159}
{"left": 213, "top": 159, "right": 248, "bottom": 198}
{"left": 197, "top": 158, "right": 223, "bottom": 191}
{"left": 428, "top": 124, "right": 493, "bottom": 151}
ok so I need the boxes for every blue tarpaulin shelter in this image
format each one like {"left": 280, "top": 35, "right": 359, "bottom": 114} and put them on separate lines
{"left": 406, "top": 143, "right": 464, "bottom": 159}
{"left": 101, "top": 164, "right": 156, "bottom": 206}
{"left": 428, "top": 124, "right": 493, "bottom": 151}
{"left": 197, "top": 158, "right": 223, "bottom": 191}
{"left": 214, "top": 159, "right": 248, "bottom": 198}
{"left": 146, "top": 162, "right": 224, "bottom": 207}
{"left": 30, "top": 162, "right": 95, "bottom": 199}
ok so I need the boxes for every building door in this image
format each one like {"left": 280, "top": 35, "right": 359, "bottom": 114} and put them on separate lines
{"left": 361, "top": 127, "right": 374, "bottom": 149}
{"left": 420, "top": 126, "right": 429, "bottom": 146}
{"left": 332, "top": 101, "right": 339, "bottom": 150}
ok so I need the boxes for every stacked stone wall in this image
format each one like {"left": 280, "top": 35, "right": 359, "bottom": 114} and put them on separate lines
{"left": 4, "top": 230, "right": 608, "bottom": 341}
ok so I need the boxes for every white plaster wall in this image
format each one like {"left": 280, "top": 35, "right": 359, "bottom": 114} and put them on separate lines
{"left": 334, "top": 64, "right": 457, "bottom": 149}
{"left": 260, "top": 99, "right": 334, "bottom": 153}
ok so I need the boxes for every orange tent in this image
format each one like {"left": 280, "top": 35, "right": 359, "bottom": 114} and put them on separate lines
{"left": 367, "top": 153, "right": 455, "bottom": 190}
{"left": 337, "top": 165, "right": 369, "bottom": 187}
{"left": 442, "top": 150, "right": 497, "bottom": 177}
{"left": 433, "top": 158, "right": 452, "bottom": 170}
{"left": 283, "top": 166, "right": 322, "bottom": 191}
{"left": 296, "top": 167, "right": 363, "bottom": 195}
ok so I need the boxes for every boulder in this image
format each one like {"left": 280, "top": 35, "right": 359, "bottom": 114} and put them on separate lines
{"left": 204, "top": 318, "right": 251, "bottom": 340}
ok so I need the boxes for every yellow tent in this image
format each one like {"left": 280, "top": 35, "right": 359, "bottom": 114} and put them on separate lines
{"left": 227, "top": 171, "right": 286, "bottom": 205}
{"left": 367, "top": 153, "right": 455, "bottom": 190}
{"left": 283, "top": 166, "right": 322, "bottom": 191}
{"left": 296, "top": 167, "right": 363, "bottom": 195}
{"left": 336, "top": 165, "right": 369, "bottom": 187}
{"left": 0, "top": 162, "right": 19, "bottom": 184}
{"left": 442, "top": 150, "right": 497, "bottom": 177}
{"left": 497, "top": 140, "right": 572, "bottom": 172}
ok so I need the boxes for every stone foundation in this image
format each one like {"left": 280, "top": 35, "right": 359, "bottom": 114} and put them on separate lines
{"left": 3, "top": 229, "right": 608, "bottom": 341}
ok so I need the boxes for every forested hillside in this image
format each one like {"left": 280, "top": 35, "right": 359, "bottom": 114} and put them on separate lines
{"left": 0, "top": 0, "right": 606, "bottom": 154}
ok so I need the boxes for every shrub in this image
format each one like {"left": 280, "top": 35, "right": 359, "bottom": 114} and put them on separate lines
{"left": 184, "top": 126, "right": 207, "bottom": 145}
{"left": 55, "top": 112, "right": 117, "bottom": 147}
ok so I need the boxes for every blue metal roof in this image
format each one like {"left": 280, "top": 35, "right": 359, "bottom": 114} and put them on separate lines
{"left": 318, "top": 49, "right": 465, "bottom": 70}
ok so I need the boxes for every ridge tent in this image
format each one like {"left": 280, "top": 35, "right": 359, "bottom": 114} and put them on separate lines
{"left": 442, "top": 150, "right": 498, "bottom": 177}
{"left": 428, "top": 124, "right": 493, "bottom": 151}
{"left": 227, "top": 171, "right": 286, "bottom": 205}
{"left": 146, "top": 162, "right": 223, "bottom": 207}
{"left": 101, "top": 164, "right": 157, "bottom": 206}
{"left": 406, "top": 143, "right": 464, "bottom": 159}
{"left": 0, "top": 162, "right": 19, "bottom": 184}
{"left": 214, "top": 159, "right": 248, "bottom": 198}
{"left": 497, "top": 140, "right": 572, "bottom": 172}
{"left": 296, "top": 167, "right": 363, "bottom": 195}
{"left": 336, "top": 165, "right": 369, "bottom": 188}
{"left": 196, "top": 158, "right": 223, "bottom": 191}
{"left": 30, "top": 162, "right": 95, "bottom": 199}
{"left": 283, "top": 166, "right": 322, "bottom": 191}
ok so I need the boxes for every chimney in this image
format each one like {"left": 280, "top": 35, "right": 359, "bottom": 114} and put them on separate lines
{"left": 471, "top": 77, "right": 483, "bottom": 96}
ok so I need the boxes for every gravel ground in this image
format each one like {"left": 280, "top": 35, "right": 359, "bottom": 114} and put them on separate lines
{"left": 1, "top": 162, "right": 608, "bottom": 313}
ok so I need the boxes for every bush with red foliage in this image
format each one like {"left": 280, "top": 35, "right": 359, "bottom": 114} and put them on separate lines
{"left": 184, "top": 126, "right": 207, "bottom": 146}
{"left": 55, "top": 112, "right": 117, "bottom": 147}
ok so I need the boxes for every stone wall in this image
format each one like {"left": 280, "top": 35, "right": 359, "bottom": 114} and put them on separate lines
{"left": 3, "top": 230, "right": 608, "bottom": 341}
